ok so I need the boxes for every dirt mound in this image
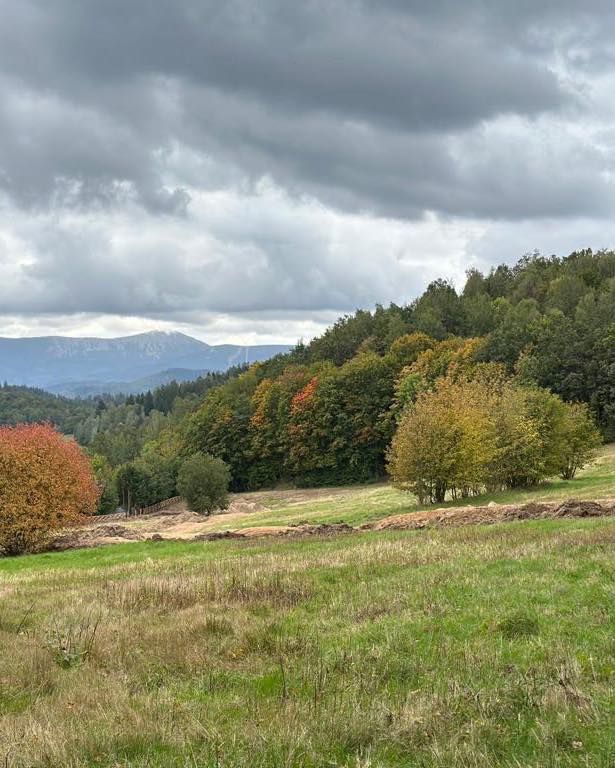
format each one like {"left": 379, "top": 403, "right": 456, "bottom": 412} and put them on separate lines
{"left": 44, "top": 498, "right": 615, "bottom": 553}
{"left": 190, "top": 521, "right": 355, "bottom": 542}
{"left": 367, "top": 499, "right": 615, "bottom": 532}
{"left": 553, "top": 499, "right": 609, "bottom": 517}
{"left": 50, "top": 524, "right": 144, "bottom": 551}
{"left": 287, "top": 522, "right": 355, "bottom": 537}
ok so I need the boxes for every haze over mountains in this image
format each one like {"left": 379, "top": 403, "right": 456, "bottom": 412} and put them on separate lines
{"left": 0, "top": 331, "right": 291, "bottom": 396}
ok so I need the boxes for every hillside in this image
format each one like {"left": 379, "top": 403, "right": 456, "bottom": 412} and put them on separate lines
{"left": 0, "top": 384, "right": 93, "bottom": 432}
{"left": 182, "top": 250, "right": 615, "bottom": 492}
{"left": 0, "top": 331, "right": 290, "bottom": 394}
{"left": 49, "top": 443, "right": 615, "bottom": 549}
{"left": 49, "top": 368, "right": 213, "bottom": 398}
{"left": 3, "top": 249, "right": 614, "bottom": 508}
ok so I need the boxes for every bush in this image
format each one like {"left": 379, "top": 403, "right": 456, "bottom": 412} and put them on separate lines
{"left": 177, "top": 453, "right": 230, "bottom": 515}
{"left": 557, "top": 402, "right": 602, "bottom": 480}
{"left": 387, "top": 376, "right": 601, "bottom": 503}
{"left": 0, "top": 424, "right": 100, "bottom": 555}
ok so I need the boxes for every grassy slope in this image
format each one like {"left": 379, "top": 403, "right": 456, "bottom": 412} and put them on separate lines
{"left": 2, "top": 517, "right": 615, "bottom": 766}
{"left": 202, "top": 444, "right": 615, "bottom": 531}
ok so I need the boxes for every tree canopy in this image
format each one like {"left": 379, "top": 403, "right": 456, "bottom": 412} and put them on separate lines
{"left": 0, "top": 424, "right": 99, "bottom": 554}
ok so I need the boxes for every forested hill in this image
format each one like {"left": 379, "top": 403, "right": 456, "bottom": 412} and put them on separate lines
{"left": 0, "top": 367, "right": 245, "bottom": 447}
{"left": 0, "top": 385, "right": 93, "bottom": 433}
{"left": 0, "top": 330, "right": 290, "bottom": 394}
{"left": 182, "top": 249, "right": 615, "bottom": 489}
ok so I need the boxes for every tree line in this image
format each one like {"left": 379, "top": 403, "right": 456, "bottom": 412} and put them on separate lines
{"left": 86, "top": 249, "right": 615, "bottom": 508}
{"left": 389, "top": 370, "right": 599, "bottom": 503}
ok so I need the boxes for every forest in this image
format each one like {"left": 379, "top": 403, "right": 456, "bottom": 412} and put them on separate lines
{"left": 1, "top": 249, "right": 613, "bottom": 510}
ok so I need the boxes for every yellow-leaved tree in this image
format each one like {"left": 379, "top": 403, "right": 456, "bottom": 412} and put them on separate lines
{"left": 388, "top": 375, "right": 601, "bottom": 504}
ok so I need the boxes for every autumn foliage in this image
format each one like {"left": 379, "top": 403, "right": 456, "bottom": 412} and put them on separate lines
{"left": 0, "top": 423, "right": 99, "bottom": 555}
{"left": 388, "top": 374, "right": 601, "bottom": 504}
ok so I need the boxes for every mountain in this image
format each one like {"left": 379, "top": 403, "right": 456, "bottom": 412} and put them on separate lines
{"left": 0, "top": 331, "right": 291, "bottom": 395}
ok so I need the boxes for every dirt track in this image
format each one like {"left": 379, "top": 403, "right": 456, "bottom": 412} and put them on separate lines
{"left": 48, "top": 498, "right": 615, "bottom": 552}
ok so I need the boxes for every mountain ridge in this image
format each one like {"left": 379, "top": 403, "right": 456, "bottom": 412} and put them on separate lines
{"left": 0, "top": 331, "right": 291, "bottom": 394}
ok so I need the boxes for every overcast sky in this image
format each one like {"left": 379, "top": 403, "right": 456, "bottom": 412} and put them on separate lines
{"left": 1, "top": 1, "right": 615, "bottom": 344}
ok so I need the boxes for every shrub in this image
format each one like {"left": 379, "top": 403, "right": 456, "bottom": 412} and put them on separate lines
{"left": 177, "top": 453, "right": 230, "bottom": 515}
{"left": 0, "top": 423, "right": 100, "bottom": 555}
{"left": 557, "top": 402, "right": 602, "bottom": 480}
{"left": 387, "top": 376, "right": 601, "bottom": 503}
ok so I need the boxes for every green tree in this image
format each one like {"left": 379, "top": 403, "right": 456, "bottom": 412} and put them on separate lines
{"left": 411, "top": 279, "right": 465, "bottom": 338}
{"left": 177, "top": 453, "right": 230, "bottom": 515}
{"left": 388, "top": 376, "right": 597, "bottom": 503}
{"left": 90, "top": 453, "right": 118, "bottom": 515}
{"left": 116, "top": 464, "right": 151, "bottom": 512}
{"left": 388, "top": 332, "right": 435, "bottom": 369}
{"left": 546, "top": 275, "right": 587, "bottom": 315}
{"left": 388, "top": 377, "right": 494, "bottom": 503}
{"left": 185, "top": 369, "right": 259, "bottom": 491}
{"left": 488, "top": 385, "right": 547, "bottom": 489}
{"left": 556, "top": 402, "right": 602, "bottom": 480}
{"left": 135, "top": 446, "right": 179, "bottom": 504}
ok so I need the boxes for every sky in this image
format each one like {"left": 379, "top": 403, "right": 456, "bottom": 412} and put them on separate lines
{"left": 1, "top": 1, "right": 615, "bottom": 344}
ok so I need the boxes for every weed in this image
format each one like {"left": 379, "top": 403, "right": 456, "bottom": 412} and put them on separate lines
{"left": 44, "top": 611, "right": 101, "bottom": 668}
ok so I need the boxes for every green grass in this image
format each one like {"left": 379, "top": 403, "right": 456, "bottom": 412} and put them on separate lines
{"left": 2, "top": 516, "right": 615, "bottom": 766}
{"left": 202, "top": 444, "right": 615, "bottom": 532}
{"left": 1, "top": 446, "right": 614, "bottom": 766}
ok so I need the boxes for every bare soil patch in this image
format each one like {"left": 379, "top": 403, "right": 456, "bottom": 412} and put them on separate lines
{"left": 47, "top": 496, "right": 615, "bottom": 552}
{"left": 366, "top": 498, "right": 615, "bottom": 531}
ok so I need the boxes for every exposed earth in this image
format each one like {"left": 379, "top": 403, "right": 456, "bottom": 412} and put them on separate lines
{"left": 50, "top": 492, "right": 615, "bottom": 551}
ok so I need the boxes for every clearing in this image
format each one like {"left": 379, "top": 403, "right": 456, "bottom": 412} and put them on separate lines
{"left": 55, "top": 443, "right": 615, "bottom": 550}
{"left": 2, "top": 446, "right": 615, "bottom": 765}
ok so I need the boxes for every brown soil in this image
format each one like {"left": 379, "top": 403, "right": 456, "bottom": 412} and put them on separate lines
{"left": 191, "top": 522, "right": 355, "bottom": 541}
{"left": 365, "top": 498, "right": 615, "bottom": 531}
{"left": 47, "top": 498, "right": 615, "bottom": 552}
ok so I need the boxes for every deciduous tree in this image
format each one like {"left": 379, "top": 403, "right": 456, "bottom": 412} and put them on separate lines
{"left": 0, "top": 424, "right": 99, "bottom": 554}
{"left": 177, "top": 453, "right": 230, "bottom": 515}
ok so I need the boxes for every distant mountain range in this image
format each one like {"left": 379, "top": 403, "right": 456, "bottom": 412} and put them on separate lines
{"left": 0, "top": 331, "right": 291, "bottom": 396}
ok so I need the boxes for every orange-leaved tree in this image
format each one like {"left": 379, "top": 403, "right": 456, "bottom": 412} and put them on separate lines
{"left": 0, "top": 423, "right": 100, "bottom": 555}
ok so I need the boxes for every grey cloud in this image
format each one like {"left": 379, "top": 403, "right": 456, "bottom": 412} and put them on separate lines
{"left": 0, "top": 0, "right": 609, "bottom": 219}
{"left": 0, "top": 1, "right": 566, "bottom": 128}
{"left": 1, "top": 1, "right": 615, "bottom": 335}
{"left": 0, "top": 192, "right": 457, "bottom": 318}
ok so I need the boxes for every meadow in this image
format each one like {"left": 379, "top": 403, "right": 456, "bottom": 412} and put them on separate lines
{"left": 1, "top": 446, "right": 615, "bottom": 766}
{"left": 195, "top": 443, "right": 615, "bottom": 532}
{"left": 3, "top": 511, "right": 615, "bottom": 765}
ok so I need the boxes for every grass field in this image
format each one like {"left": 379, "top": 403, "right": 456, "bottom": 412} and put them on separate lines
{"left": 3, "top": 513, "right": 615, "bottom": 766}
{"left": 2, "top": 446, "right": 615, "bottom": 766}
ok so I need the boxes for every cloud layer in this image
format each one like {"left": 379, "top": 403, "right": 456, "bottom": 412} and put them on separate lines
{"left": 1, "top": 1, "right": 615, "bottom": 341}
